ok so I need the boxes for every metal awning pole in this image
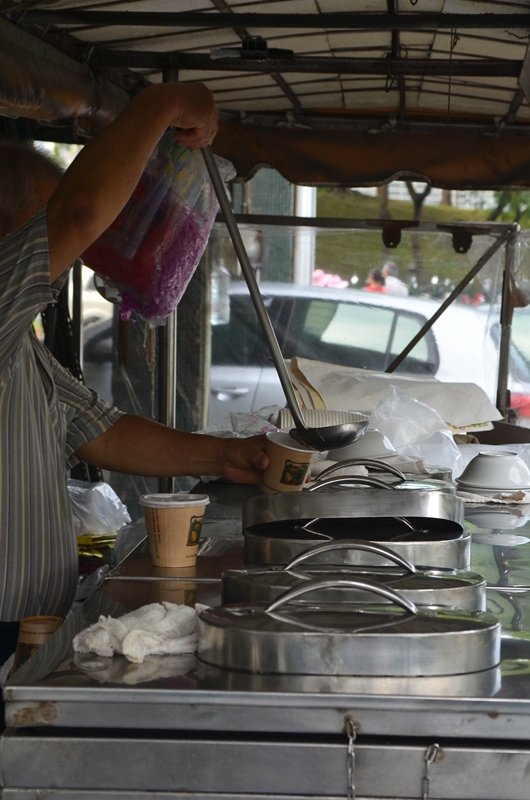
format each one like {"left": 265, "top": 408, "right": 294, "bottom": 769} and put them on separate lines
{"left": 497, "top": 227, "right": 521, "bottom": 418}
{"left": 157, "top": 68, "right": 179, "bottom": 494}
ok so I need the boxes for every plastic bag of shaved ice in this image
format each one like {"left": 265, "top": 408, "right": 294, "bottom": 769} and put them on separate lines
{"left": 82, "top": 133, "right": 235, "bottom": 324}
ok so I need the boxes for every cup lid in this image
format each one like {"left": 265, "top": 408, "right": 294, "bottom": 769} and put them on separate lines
{"left": 266, "top": 430, "right": 314, "bottom": 452}
{"left": 140, "top": 493, "right": 210, "bottom": 508}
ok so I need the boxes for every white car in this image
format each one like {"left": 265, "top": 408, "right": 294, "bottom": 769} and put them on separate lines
{"left": 208, "top": 281, "right": 530, "bottom": 427}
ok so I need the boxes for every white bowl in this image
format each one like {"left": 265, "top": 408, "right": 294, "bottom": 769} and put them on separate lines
{"left": 456, "top": 450, "right": 530, "bottom": 492}
{"left": 328, "top": 429, "right": 396, "bottom": 462}
{"left": 466, "top": 508, "right": 529, "bottom": 530}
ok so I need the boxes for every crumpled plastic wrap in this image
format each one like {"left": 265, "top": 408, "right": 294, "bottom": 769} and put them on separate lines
{"left": 68, "top": 479, "right": 131, "bottom": 535}
{"left": 368, "top": 386, "right": 464, "bottom": 478}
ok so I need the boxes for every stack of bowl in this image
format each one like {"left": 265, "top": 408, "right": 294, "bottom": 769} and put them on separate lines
{"left": 456, "top": 450, "right": 530, "bottom": 496}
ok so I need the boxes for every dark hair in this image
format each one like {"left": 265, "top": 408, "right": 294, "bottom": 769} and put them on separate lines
{"left": 367, "top": 267, "right": 385, "bottom": 286}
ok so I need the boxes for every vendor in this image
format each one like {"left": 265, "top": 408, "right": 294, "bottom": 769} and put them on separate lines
{"left": 0, "top": 82, "right": 268, "bottom": 690}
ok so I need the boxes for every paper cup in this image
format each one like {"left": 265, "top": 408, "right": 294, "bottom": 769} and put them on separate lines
{"left": 263, "top": 431, "right": 314, "bottom": 493}
{"left": 14, "top": 615, "right": 63, "bottom": 670}
{"left": 140, "top": 493, "right": 210, "bottom": 568}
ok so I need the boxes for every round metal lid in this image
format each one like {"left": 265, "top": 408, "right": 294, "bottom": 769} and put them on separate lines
{"left": 196, "top": 660, "right": 502, "bottom": 699}
{"left": 222, "top": 540, "right": 486, "bottom": 610}
{"left": 243, "top": 487, "right": 464, "bottom": 531}
{"left": 198, "top": 578, "right": 500, "bottom": 677}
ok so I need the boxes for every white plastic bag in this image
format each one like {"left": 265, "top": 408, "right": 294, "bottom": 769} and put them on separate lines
{"left": 369, "top": 386, "right": 464, "bottom": 478}
{"left": 68, "top": 480, "right": 131, "bottom": 535}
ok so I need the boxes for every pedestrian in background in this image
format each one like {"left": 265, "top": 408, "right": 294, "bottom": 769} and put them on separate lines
{"left": 363, "top": 267, "right": 386, "bottom": 292}
{"left": 382, "top": 261, "right": 409, "bottom": 296}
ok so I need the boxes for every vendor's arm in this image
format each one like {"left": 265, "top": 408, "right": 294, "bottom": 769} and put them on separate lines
{"left": 74, "top": 414, "right": 268, "bottom": 485}
{"left": 46, "top": 82, "right": 218, "bottom": 282}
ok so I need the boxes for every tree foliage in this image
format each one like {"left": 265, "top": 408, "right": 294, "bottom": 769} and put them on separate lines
{"left": 488, "top": 191, "right": 530, "bottom": 225}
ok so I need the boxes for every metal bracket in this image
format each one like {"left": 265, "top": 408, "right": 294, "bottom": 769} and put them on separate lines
{"left": 381, "top": 221, "right": 418, "bottom": 248}
{"left": 344, "top": 714, "right": 360, "bottom": 800}
{"left": 422, "top": 742, "right": 442, "bottom": 800}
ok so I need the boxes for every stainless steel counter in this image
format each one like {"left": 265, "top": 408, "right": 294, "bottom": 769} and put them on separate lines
{"left": 3, "top": 494, "right": 530, "bottom": 799}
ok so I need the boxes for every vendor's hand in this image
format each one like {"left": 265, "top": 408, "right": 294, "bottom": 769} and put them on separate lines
{"left": 170, "top": 82, "right": 218, "bottom": 149}
{"left": 217, "top": 434, "right": 269, "bottom": 484}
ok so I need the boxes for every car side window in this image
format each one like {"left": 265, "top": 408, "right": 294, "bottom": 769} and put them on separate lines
{"left": 211, "top": 294, "right": 272, "bottom": 367}
{"left": 392, "top": 314, "right": 429, "bottom": 359}
{"left": 285, "top": 298, "right": 437, "bottom": 374}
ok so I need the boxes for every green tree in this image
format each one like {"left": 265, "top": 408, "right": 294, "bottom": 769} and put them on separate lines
{"left": 488, "top": 190, "right": 530, "bottom": 226}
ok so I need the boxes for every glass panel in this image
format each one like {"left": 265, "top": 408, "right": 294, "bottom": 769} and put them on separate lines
{"left": 211, "top": 295, "right": 271, "bottom": 367}
{"left": 204, "top": 222, "right": 509, "bottom": 428}
{"left": 319, "top": 302, "right": 393, "bottom": 352}
{"left": 392, "top": 314, "right": 428, "bottom": 359}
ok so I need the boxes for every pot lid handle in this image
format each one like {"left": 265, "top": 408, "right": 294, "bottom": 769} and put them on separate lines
{"left": 308, "top": 476, "right": 393, "bottom": 491}
{"left": 265, "top": 577, "right": 418, "bottom": 615}
{"left": 317, "top": 459, "right": 407, "bottom": 482}
{"left": 285, "top": 540, "right": 417, "bottom": 574}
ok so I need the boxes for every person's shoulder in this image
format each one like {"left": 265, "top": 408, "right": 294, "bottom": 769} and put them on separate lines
{"left": 1, "top": 209, "right": 47, "bottom": 249}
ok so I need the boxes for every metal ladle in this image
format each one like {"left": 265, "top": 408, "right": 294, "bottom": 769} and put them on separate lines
{"left": 202, "top": 146, "right": 368, "bottom": 451}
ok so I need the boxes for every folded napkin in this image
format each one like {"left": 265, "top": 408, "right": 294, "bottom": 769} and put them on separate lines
{"left": 456, "top": 489, "right": 530, "bottom": 505}
{"left": 73, "top": 602, "right": 198, "bottom": 664}
{"left": 289, "top": 357, "right": 502, "bottom": 434}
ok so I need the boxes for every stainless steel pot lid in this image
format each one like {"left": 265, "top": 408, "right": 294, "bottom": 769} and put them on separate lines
{"left": 243, "top": 526, "right": 471, "bottom": 570}
{"left": 309, "top": 472, "right": 456, "bottom": 495}
{"left": 243, "top": 487, "right": 464, "bottom": 532}
{"left": 245, "top": 516, "right": 464, "bottom": 543}
{"left": 222, "top": 540, "right": 486, "bottom": 610}
{"left": 198, "top": 579, "right": 500, "bottom": 677}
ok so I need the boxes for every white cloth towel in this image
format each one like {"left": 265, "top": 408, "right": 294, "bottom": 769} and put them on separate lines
{"left": 73, "top": 602, "right": 198, "bottom": 664}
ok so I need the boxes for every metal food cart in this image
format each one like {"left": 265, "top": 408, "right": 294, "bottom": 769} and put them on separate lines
{"left": 2, "top": 486, "right": 530, "bottom": 800}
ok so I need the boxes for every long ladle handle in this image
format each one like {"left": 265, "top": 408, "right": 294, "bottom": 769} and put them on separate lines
{"left": 202, "top": 146, "right": 308, "bottom": 431}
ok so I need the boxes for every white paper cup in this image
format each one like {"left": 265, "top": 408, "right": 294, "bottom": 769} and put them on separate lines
{"left": 263, "top": 431, "right": 314, "bottom": 493}
{"left": 140, "top": 493, "right": 210, "bottom": 568}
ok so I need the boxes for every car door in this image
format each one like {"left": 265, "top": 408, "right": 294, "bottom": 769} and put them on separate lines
{"left": 208, "top": 288, "right": 440, "bottom": 428}
{"left": 208, "top": 292, "right": 287, "bottom": 427}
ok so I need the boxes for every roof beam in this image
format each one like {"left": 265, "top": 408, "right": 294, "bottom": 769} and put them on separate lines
{"left": 14, "top": 109, "right": 530, "bottom": 145}
{"left": 219, "top": 109, "right": 530, "bottom": 137}
{"left": 13, "top": 10, "right": 530, "bottom": 30}
{"left": 90, "top": 51, "right": 523, "bottom": 79}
